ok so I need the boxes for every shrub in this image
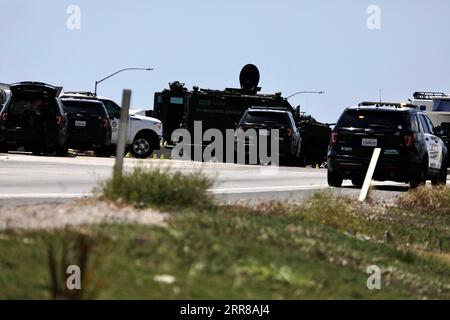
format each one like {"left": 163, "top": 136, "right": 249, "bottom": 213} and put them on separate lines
{"left": 396, "top": 186, "right": 450, "bottom": 215}
{"left": 100, "top": 166, "right": 215, "bottom": 211}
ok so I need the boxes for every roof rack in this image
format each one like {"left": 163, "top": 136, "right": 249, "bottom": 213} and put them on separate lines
{"left": 248, "top": 106, "right": 290, "bottom": 111}
{"left": 358, "top": 101, "right": 417, "bottom": 109}
{"left": 413, "top": 91, "right": 448, "bottom": 100}
{"left": 64, "top": 91, "right": 97, "bottom": 97}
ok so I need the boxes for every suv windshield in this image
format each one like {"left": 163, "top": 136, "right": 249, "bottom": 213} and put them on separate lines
{"left": 337, "top": 110, "right": 409, "bottom": 130}
{"left": 61, "top": 100, "right": 106, "bottom": 116}
{"left": 242, "top": 111, "right": 290, "bottom": 126}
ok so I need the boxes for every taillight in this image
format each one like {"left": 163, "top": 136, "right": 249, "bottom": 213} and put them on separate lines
{"left": 286, "top": 128, "right": 293, "bottom": 137}
{"left": 331, "top": 131, "right": 338, "bottom": 144}
{"left": 404, "top": 133, "right": 416, "bottom": 147}
{"left": 56, "top": 115, "right": 64, "bottom": 125}
{"left": 101, "top": 118, "right": 110, "bottom": 128}
{"left": 0, "top": 112, "right": 7, "bottom": 123}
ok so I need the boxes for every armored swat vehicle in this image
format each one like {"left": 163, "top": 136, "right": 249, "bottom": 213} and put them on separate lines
{"left": 153, "top": 64, "right": 330, "bottom": 166}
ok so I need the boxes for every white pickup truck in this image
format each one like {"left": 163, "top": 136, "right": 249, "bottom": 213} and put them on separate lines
{"left": 62, "top": 92, "right": 162, "bottom": 158}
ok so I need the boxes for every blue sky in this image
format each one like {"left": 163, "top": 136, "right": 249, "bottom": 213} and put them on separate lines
{"left": 1, "top": 0, "right": 450, "bottom": 122}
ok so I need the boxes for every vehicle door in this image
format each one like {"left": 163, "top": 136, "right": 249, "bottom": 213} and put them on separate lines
{"left": 288, "top": 112, "right": 301, "bottom": 156}
{"left": 418, "top": 113, "right": 442, "bottom": 170}
{"left": 102, "top": 100, "right": 125, "bottom": 144}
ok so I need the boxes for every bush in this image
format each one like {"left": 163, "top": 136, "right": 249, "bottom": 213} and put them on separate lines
{"left": 396, "top": 186, "right": 450, "bottom": 215}
{"left": 100, "top": 166, "right": 215, "bottom": 211}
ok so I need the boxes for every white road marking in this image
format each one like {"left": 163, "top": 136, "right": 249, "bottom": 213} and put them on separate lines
{"left": 0, "top": 193, "right": 90, "bottom": 199}
{"left": 0, "top": 184, "right": 331, "bottom": 199}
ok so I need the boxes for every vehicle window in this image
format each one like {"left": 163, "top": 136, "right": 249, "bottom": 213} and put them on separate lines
{"left": 418, "top": 114, "right": 433, "bottom": 134}
{"left": 8, "top": 97, "right": 58, "bottom": 128}
{"left": 410, "top": 114, "right": 419, "bottom": 132}
{"left": 336, "top": 110, "right": 408, "bottom": 130}
{"left": 241, "top": 111, "right": 289, "bottom": 126}
{"left": 423, "top": 115, "right": 435, "bottom": 134}
{"left": 287, "top": 113, "right": 296, "bottom": 129}
{"left": 61, "top": 100, "right": 106, "bottom": 116}
{"left": 432, "top": 99, "right": 450, "bottom": 112}
{"left": 101, "top": 100, "right": 121, "bottom": 118}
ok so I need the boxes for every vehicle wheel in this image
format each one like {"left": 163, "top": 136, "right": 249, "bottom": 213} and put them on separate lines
{"left": 297, "top": 152, "right": 307, "bottom": 167}
{"left": 96, "top": 146, "right": 111, "bottom": 158}
{"left": 55, "top": 145, "right": 68, "bottom": 157}
{"left": 31, "top": 147, "right": 42, "bottom": 156}
{"left": 130, "top": 134, "right": 154, "bottom": 159}
{"left": 410, "top": 160, "right": 427, "bottom": 189}
{"left": 327, "top": 169, "right": 343, "bottom": 187}
{"left": 431, "top": 159, "right": 447, "bottom": 186}
{"left": 0, "top": 143, "right": 8, "bottom": 154}
{"left": 280, "top": 155, "right": 294, "bottom": 167}
{"left": 351, "top": 176, "right": 365, "bottom": 188}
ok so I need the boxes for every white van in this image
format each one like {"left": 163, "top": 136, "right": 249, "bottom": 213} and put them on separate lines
{"left": 412, "top": 91, "right": 450, "bottom": 153}
{"left": 412, "top": 91, "right": 450, "bottom": 127}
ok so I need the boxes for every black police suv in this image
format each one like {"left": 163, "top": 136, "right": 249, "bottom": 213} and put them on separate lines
{"left": 0, "top": 82, "right": 69, "bottom": 156}
{"left": 59, "top": 97, "right": 112, "bottom": 157}
{"left": 327, "top": 102, "right": 448, "bottom": 188}
{"left": 236, "top": 107, "right": 302, "bottom": 165}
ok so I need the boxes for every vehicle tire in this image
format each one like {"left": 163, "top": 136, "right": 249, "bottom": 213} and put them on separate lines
{"left": 410, "top": 159, "right": 427, "bottom": 189}
{"left": 327, "top": 169, "right": 343, "bottom": 187}
{"left": 130, "top": 134, "right": 154, "bottom": 159}
{"left": 96, "top": 146, "right": 111, "bottom": 158}
{"left": 281, "top": 155, "right": 295, "bottom": 167}
{"left": 31, "top": 147, "right": 42, "bottom": 156}
{"left": 55, "top": 145, "right": 68, "bottom": 157}
{"left": 109, "top": 145, "right": 126, "bottom": 156}
{"left": 0, "top": 143, "right": 8, "bottom": 154}
{"left": 351, "top": 176, "right": 365, "bottom": 188}
{"left": 431, "top": 158, "right": 448, "bottom": 186}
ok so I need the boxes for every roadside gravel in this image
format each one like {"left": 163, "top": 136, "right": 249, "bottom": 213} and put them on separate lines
{"left": 0, "top": 199, "right": 168, "bottom": 231}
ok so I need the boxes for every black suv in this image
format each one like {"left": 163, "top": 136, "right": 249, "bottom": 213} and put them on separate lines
{"left": 0, "top": 82, "right": 68, "bottom": 156}
{"left": 328, "top": 102, "right": 448, "bottom": 188}
{"left": 236, "top": 108, "right": 301, "bottom": 165}
{"left": 59, "top": 98, "right": 112, "bottom": 157}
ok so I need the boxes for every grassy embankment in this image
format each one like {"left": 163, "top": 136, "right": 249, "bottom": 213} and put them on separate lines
{"left": 1, "top": 167, "right": 449, "bottom": 299}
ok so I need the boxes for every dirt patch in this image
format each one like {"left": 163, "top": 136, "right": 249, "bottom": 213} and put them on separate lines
{"left": 0, "top": 198, "right": 168, "bottom": 231}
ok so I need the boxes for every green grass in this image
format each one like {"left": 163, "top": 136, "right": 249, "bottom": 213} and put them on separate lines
{"left": 1, "top": 187, "right": 450, "bottom": 299}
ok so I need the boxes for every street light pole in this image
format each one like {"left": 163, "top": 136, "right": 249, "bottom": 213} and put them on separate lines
{"left": 285, "top": 91, "right": 325, "bottom": 100}
{"left": 94, "top": 67, "right": 154, "bottom": 96}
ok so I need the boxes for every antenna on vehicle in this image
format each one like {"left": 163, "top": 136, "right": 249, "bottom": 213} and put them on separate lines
{"left": 379, "top": 89, "right": 382, "bottom": 103}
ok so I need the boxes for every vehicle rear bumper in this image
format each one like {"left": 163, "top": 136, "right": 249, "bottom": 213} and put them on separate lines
{"left": 1, "top": 127, "right": 66, "bottom": 148}
{"left": 236, "top": 140, "right": 293, "bottom": 157}
{"left": 67, "top": 134, "right": 111, "bottom": 149}
{"left": 328, "top": 154, "right": 421, "bottom": 181}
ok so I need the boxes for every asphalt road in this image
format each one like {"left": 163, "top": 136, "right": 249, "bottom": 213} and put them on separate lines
{"left": 0, "top": 152, "right": 431, "bottom": 207}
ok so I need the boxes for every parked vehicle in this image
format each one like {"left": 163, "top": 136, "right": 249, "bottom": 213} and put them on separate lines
{"left": 62, "top": 92, "right": 162, "bottom": 159}
{"left": 236, "top": 107, "right": 302, "bottom": 165}
{"left": 59, "top": 97, "right": 112, "bottom": 157}
{"left": 328, "top": 102, "right": 448, "bottom": 188}
{"left": 0, "top": 83, "right": 10, "bottom": 108}
{"left": 412, "top": 91, "right": 450, "bottom": 153}
{"left": 154, "top": 65, "right": 330, "bottom": 166}
{"left": 0, "top": 82, "right": 68, "bottom": 155}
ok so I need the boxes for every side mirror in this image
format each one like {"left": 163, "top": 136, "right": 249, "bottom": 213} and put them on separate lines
{"left": 434, "top": 126, "right": 443, "bottom": 137}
